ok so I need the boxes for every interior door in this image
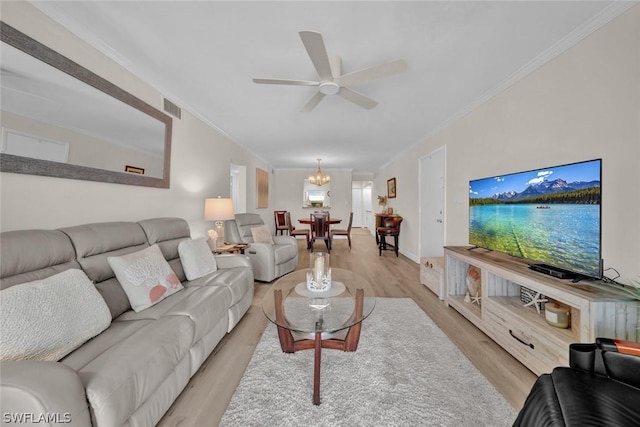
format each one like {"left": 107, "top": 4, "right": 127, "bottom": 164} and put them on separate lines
{"left": 362, "top": 186, "right": 372, "bottom": 229}
{"left": 419, "top": 147, "right": 446, "bottom": 257}
{"left": 351, "top": 186, "right": 364, "bottom": 227}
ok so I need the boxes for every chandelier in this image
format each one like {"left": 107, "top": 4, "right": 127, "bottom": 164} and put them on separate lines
{"left": 309, "top": 158, "right": 330, "bottom": 186}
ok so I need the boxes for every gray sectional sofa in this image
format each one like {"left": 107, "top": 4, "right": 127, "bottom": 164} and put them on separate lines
{"left": 0, "top": 218, "right": 254, "bottom": 427}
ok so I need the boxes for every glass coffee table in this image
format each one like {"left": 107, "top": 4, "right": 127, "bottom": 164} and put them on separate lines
{"left": 263, "top": 268, "right": 375, "bottom": 405}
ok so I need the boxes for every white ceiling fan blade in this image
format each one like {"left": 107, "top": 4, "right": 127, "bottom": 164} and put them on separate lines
{"left": 253, "top": 78, "right": 319, "bottom": 86}
{"left": 335, "top": 59, "right": 407, "bottom": 87}
{"left": 337, "top": 87, "right": 378, "bottom": 110}
{"left": 299, "top": 31, "right": 333, "bottom": 81}
{"left": 300, "top": 91, "right": 326, "bottom": 112}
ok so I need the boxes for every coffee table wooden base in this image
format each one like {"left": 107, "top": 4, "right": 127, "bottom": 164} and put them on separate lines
{"left": 274, "top": 289, "right": 365, "bottom": 405}
{"left": 314, "top": 331, "right": 321, "bottom": 405}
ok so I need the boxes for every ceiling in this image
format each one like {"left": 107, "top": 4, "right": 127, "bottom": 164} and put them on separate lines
{"left": 31, "top": 1, "right": 630, "bottom": 174}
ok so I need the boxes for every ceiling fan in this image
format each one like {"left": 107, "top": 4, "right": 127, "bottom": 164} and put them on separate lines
{"left": 253, "top": 31, "right": 407, "bottom": 112}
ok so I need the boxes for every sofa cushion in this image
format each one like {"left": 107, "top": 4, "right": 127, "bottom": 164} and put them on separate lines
{"left": 138, "top": 217, "right": 191, "bottom": 282}
{"left": 61, "top": 319, "right": 154, "bottom": 371}
{"left": 161, "top": 287, "right": 231, "bottom": 342}
{"left": 0, "top": 269, "right": 111, "bottom": 362}
{"left": 0, "top": 229, "right": 80, "bottom": 289}
{"left": 225, "top": 213, "right": 265, "bottom": 243}
{"left": 107, "top": 245, "right": 183, "bottom": 312}
{"left": 74, "top": 315, "right": 194, "bottom": 427}
{"left": 186, "top": 267, "right": 254, "bottom": 306}
{"left": 60, "top": 222, "right": 150, "bottom": 318}
{"left": 178, "top": 238, "right": 218, "bottom": 280}
{"left": 60, "top": 222, "right": 149, "bottom": 283}
{"left": 115, "top": 286, "right": 231, "bottom": 343}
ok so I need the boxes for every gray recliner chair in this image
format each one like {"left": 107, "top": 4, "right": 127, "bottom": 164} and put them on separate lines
{"left": 224, "top": 213, "right": 298, "bottom": 282}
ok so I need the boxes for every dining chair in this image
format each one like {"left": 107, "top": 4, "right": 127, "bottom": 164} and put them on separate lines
{"left": 310, "top": 212, "right": 330, "bottom": 252}
{"left": 330, "top": 212, "right": 353, "bottom": 249}
{"left": 274, "top": 210, "right": 289, "bottom": 235}
{"left": 309, "top": 211, "right": 328, "bottom": 235}
{"left": 377, "top": 216, "right": 403, "bottom": 256}
{"left": 286, "top": 212, "right": 310, "bottom": 249}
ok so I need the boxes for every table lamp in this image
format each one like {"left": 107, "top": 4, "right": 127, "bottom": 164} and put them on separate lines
{"left": 204, "top": 197, "right": 235, "bottom": 249}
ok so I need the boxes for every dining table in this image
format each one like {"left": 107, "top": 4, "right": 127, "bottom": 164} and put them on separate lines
{"left": 297, "top": 217, "right": 342, "bottom": 231}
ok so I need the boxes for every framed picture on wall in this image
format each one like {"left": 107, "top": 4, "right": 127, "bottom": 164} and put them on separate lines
{"left": 387, "top": 177, "right": 397, "bottom": 198}
{"left": 256, "top": 168, "right": 269, "bottom": 208}
{"left": 125, "top": 165, "right": 145, "bottom": 175}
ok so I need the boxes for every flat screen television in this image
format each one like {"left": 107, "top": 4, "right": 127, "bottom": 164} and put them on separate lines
{"left": 469, "top": 159, "right": 602, "bottom": 280}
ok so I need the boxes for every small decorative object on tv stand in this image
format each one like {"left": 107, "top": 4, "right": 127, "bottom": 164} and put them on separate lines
{"left": 520, "top": 287, "right": 548, "bottom": 314}
{"left": 544, "top": 301, "right": 571, "bottom": 329}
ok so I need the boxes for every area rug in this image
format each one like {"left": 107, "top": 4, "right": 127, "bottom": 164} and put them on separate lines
{"left": 220, "top": 298, "right": 517, "bottom": 426}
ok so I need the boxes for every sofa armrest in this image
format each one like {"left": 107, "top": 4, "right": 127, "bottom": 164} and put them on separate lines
{"left": 1, "top": 361, "right": 92, "bottom": 426}
{"left": 244, "top": 243, "right": 275, "bottom": 262}
{"left": 242, "top": 243, "right": 275, "bottom": 282}
{"left": 512, "top": 374, "right": 563, "bottom": 427}
{"left": 273, "top": 235, "right": 296, "bottom": 246}
{"left": 214, "top": 254, "right": 252, "bottom": 270}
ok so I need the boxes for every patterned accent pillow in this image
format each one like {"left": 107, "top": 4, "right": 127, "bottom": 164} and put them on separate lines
{"left": 0, "top": 269, "right": 111, "bottom": 361}
{"left": 107, "top": 244, "right": 183, "bottom": 312}
{"left": 251, "top": 225, "right": 274, "bottom": 245}
{"left": 178, "top": 237, "right": 218, "bottom": 281}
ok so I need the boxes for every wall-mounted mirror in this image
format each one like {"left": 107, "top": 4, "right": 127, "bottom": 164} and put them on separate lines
{"left": 303, "top": 179, "right": 330, "bottom": 208}
{"left": 0, "top": 22, "right": 172, "bottom": 188}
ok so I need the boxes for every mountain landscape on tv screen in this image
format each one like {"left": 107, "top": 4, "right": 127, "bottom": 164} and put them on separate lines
{"left": 494, "top": 178, "right": 600, "bottom": 200}
{"left": 472, "top": 178, "right": 600, "bottom": 205}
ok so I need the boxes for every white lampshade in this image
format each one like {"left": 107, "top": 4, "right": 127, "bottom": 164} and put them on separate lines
{"left": 204, "top": 197, "right": 235, "bottom": 221}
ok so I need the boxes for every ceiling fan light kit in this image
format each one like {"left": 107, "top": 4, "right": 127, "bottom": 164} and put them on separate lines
{"left": 318, "top": 81, "right": 340, "bottom": 95}
{"left": 253, "top": 30, "right": 406, "bottom": 111}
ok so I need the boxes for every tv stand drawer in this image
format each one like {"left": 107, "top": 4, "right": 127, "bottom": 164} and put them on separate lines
{"left": 483, "top": 307, "right": 567, "bottom": 374}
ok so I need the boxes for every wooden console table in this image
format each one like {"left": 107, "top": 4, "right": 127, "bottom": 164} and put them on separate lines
{"left": 374, "top": 214, "right": 403, "bottom": 242}
{"left": 213, "top": 243, "right": 248, "bottom": 254}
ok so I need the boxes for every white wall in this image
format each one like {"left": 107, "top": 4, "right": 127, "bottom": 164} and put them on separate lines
{"left": 0, "top": 1, "right": 272, "bottom": 237}
{"left": 273, "top": 168, "right": 353, "bottom": 229}
{"left": 375, "top": 6, "right": 640, "bottom": 281}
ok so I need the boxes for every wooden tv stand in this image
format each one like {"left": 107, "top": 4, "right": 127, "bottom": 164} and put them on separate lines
{"left": 444, "top": 246, "right": 639, "bottom": 375}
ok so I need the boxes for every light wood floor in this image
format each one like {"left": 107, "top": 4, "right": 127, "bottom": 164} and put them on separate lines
{"left": 157, "top": 229, "right": 536, "bottom": 426}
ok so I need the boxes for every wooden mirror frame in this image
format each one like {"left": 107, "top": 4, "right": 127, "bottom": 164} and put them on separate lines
{"left": 0, "top": 22, "right": 172, "bottom": 188}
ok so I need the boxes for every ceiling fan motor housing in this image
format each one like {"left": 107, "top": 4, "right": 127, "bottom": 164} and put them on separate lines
{"left": 318, "top": 81, "right": 340, "bottom": 95}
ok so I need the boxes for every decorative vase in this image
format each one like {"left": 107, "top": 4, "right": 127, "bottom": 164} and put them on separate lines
{"left": 306, "top": 252, "right": 331, "bottom": 292}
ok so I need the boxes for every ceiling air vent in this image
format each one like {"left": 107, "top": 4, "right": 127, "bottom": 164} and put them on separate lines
{"left": 163, "top": 98, "right": 181, "bottom": 119}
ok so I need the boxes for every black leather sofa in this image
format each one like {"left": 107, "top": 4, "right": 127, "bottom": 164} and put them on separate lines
{"left": 513, "top": 338, "right": 640, "bottom": 427}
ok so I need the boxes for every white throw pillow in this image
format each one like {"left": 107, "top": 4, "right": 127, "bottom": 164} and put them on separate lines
{"left": 0, "top": 269, "right": 111, "bottom": 362}
{"left": 178, "top": 237, "right": 218, "bottom": 281}
{"left": 107, "top": 244, "right": 183, "bottom": 312}
{"left": 251, "top": 225, "right": 275, "bottom": 245}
